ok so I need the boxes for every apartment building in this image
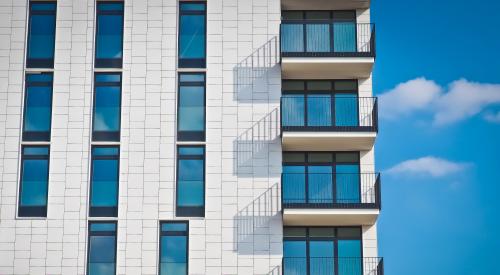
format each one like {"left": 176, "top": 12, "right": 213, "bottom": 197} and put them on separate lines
{"left": 0, "top": 0, "right": 383, "bottom": 274}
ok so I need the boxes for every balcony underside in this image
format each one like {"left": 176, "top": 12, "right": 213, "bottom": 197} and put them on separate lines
{"left": 283, "top": 208, "right": 379, "bottom": 226}
{"left": 282, "top": 131, "right": 376, "bottom": 151}
{"left": 281, "top": 57, "right": 374, "bottom": 79}
{"left": 282, "top": 0, "right": 370, "bottom": 10}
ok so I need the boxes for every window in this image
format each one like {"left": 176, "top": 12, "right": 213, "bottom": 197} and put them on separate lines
{"left": 283, "top": 227, "right": 362, "bottom": 275}
{"left": 176, "top": 146, "right": 205, "bottom": 217}
{"left": 178, "top": 2, "right": 206, "bottom": 68}
{"left": 281, "top": 80, "right": 359, "bottom": 128}
{"left": 159, "top": 222, "right": 189, "bottom": 275}
{"left": 18, "top": 146, "right": 50, "bottom": 217}
{"left": 23, "top": 73, "right": 53, "bottom": 141}
{"left": 93, "top": 73, "right": 122, "bottom": 141}
{"left": 177, "top": 73, "right": 205, "bottom": 141}
{"left": 89, "top": 146, "right": 119, "bottom": 217}
{"left": 87, "top": 222, "right": 117, "bottom": 275}
{"left": 282, "top": 152, "right": 360, "bottom": 206}
{"left": 95, "top": 2, "right": 124, "bottom": 68}
{"left": 26, "top": 2, "right": 57, "bottom": 68}
{"left": 281, "top": 10, "right": 358, "bottom": 54}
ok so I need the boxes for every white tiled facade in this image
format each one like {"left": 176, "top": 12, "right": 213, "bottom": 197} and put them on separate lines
{"left": 0, "top": 0, "right": 380, "bottom": 275}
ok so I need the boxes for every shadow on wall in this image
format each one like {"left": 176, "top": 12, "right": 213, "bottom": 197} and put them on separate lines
{"left": 233, "top": 36, "right": 281, "bottom": 102}
{"left": 268, "top": 266, "right": 281, "bottom": 275}
{"left": 233, "top": 108, "right": 281, "bottom": 177}
{"left": 234, "top": 183, "right": 282, "bottom": 255}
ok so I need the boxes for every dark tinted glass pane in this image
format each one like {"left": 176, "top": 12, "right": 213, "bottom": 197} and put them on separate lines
{"left": 89, "top": 236, "right": 116, "bottom": 262}
{"left": 178, "top": 147, "right": 204, "bottom": 156}
{"left": 336, "top": 153, "right": 359, "bottom": 163}
{"left": 309, "top": 241, "right": 334, "bottom": 275}
{"left": 24, "top": 74, "right": 53, "bottom": 139}
{"left": 94, "top": 85, "right": 121, "bottom": 133}
{"left": 337, "top": 227, "right": 362, "bottom": 239}
{"left": 282, "top": 11, "right": 303, "bottom": 20}
{"left": 90, "top": 223, "right": 116, "bottom": 232}
{"left": 20, "top": 159, "right": 49, "bottom": 206}
{"left": 91, "top": 159, "right": 118, "bottom": 206}
{"left": 284, "top": 241, "right": 306, "bottom": 257}
{"left": 178, "top": 159, "right": 204, "bottom": 207}
{"left": 179, "top": 4, "right": 206, "bottom": 67}
{"left": 160, "top": 235, "right": 187, "bottom": 275}
{"left": 93, "top": 147, "right": 119, "bottom": 156}
{"left": 282, "top": 153, "right": 305, "bottom": 163}
{"left": 309, "top": 228, "right": 335, "bottom": 237}
{"left": 283, "top": 227, "right": 306, "bottom": 237}
{"left": 281, "top": 24, "right": 304, "bottom": 53}
{"left": 282, "top": 95, "right": 305, "bottom": 127}
{"left": 307, "top": 81, "right": 331, "bottom": 91}
{"left": 88, "top": 222, "right": 117, "bottom": 275}
{"left": 27, "top": 3, "right": 56, "bottom": 67}
{"left": 306, "top": 24, "right": 330, "bottom": 52}
{"left": 282, "top": 166, "right": 306, "bottom": 203}
{"left": 282, "top": 80, "right": 305, "bottom": 91}
{"left": 96, "top": 3, "right": 124, "bottom": 64}
{"left": 307, "top": 95, "right": 332, "bottom": 126}
{"left": 334, "top": 80, "right": 357, "bottom": 92}
{"left": 333, "top": 11, "right": 356, "bottom": 22}
{"left": 308, "top": 153, "right": 333, "bottom": 163}
{"left": 179, "top": 73, "right": 205, "bottom": 82}
{"left": 338, "top": 240, "right": 362, "bottom": 275}
{"left": 161, "top": 223, "right": 188, "bottom": 232}
{"left": 24, "top": 146, "right": 49, "bottom": 155}
{"left": 179, "top": 83, "right": 205, "bottom": 132}
{"left": 305, "top": 11, "right": 331, "bottom": 20}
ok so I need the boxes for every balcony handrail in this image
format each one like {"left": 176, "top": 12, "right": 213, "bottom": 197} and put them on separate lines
{"left": 280, "top": 96, "right": 378, "bottom": 132}
{"left": 281, "top": 172, "right": 381, "bottom": 209}
{"left": 280, "top": 22, "right": 375, "bottom": 57}
{"left": 282, "top": 256, "right": 384, "bottom": 275}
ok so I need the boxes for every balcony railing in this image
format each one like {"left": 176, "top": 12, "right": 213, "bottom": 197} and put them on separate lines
{"left": 283, "top": 257, "right": 384, "bottom": 275}
{"left": 281, "top": 22, "right": 375, "bottom": 57}
{"left": 282, "top": 173, "right": 381, "bottom": 209}
{"left": 281, "top": 96, "right": 378, "bottom": 132}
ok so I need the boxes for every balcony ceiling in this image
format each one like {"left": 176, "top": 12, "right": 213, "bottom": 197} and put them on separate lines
{"left": 283, "top": 209, "right": 379, "bottom": 226}
{"left": 282, "top": 0, "right": 370, "bottom": 10}
{"left": 282, "top": 131, "right": 376, "bottom": 151}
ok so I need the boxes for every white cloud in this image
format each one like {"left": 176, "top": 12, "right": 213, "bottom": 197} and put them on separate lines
{"left": 379, "top": 78, "right": 500, "bottom": 125}
{"left": 379, "top": 78, "right": 441, "bottom": 119}
{"left": 483, "top": 111, "right": 500, "bottom": 123}
{"left": 386, "top": 156, "right": 471, "bottom": 178}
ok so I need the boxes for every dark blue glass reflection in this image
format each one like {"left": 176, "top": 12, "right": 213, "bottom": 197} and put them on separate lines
{"left": 159, "top": 222, "right": 188, "bottom": 275}
{"left": 282, "top": 80, "right": 359, "bottom": 128}
{"left": 176, "top": 146, "right": 204, "bottom": 217}
{"left": 19, "top": 146, "right": 50, "bottom": 217}
{"left": 283, "top": 227, "right": 362, "bottom": 275}
{"left": 27, "top": 2, "right": 56, "bottom": 68}
{"left": 282, "top": 152, "right": 360, "bottom": 206}
{"left": 90, "top": 146, "right": 119, "bottom": 217}
{"left": 179, "top": 2, "right": 206, "bottom": 68}
{"left": 88, "top": 222, "right": 117, "bottom": 275}
{"left": 178, "top": 73, "right": 205, "bottom": 141}
{"left": 93, "top": 73, "right": 122, "bottom": 141}
{"left": 23, "top": 73, "right": 53, "bottom": 141}
{"left": 95, "top": 3, "right": 124, "bottom": 68}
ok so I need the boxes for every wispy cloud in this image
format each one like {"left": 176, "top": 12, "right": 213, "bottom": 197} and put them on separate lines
{"left": 386, "top": 156, "right": 471, "bottom": 178}
{"left": 484, "top": 111, "right": 500, "bottom": 123}
{"left": 379, "top": 78, "right": 500, "bottom": 125}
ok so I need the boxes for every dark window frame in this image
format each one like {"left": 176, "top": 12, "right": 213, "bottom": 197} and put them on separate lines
{"left": 282, "top": 151, "right": 361, "bottom": 206}
{"left": 22, "top": 73, "right": 54, "bottom": 141}
{"left": 159, "top": 221, "right": 189, "bottom": 275}
{"left": 87, "top": 221, "right": 118, "bottom": 275}
{"left": 283, "top": 226, "right": 364, "bottom": 275}
{"left": 18, "top": 145, "right": 50, "bottom": 217}
{"left": 177, "top": 72, "right": 206, "bottom": 141}
{"left": 89, "top": 145, "right": 120, "bottom": 217}
{"left": 176, "top": 145, "right": 206, "bottom": 217}
{"left": 178, "top": 1, "right": 207, "bottom": 68}
{"left": 26, "top": 1, "right": 57, "bottom": 68}
{"left": 95, "top": 1, "right": 124, "bottom": 68}
{"left": 92, "top": 72, "right": 122, "bottom": 142}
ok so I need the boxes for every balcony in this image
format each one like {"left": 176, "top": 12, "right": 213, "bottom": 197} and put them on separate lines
{"left": 280, "top": 22, "right": 375, "bottom": 78}
{"left": 282, "top": 173, "right": 381, "bottom": 226}
{"left": 281, "top": 96, "right": 378, "bottom": 151}
{"left": 283, "top": 257, "right": 384, "bottom": 275}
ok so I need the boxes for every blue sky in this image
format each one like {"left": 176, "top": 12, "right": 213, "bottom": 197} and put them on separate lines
{"left": 372, "top": 0, "right": 500, "bottom": 274}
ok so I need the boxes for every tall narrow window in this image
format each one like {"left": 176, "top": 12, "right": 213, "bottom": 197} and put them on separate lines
{"left": 176, "top": 146, "right": 205, "bottom": 217}
{"left": 159, "top": 222, "right": 189, "bottom": 275}
{"left": 95, "top": 2, "right": 124, "bottom": 68}
{"left": 178, "top": 2, "right": 206, "bottom": 68}
{"left": 89, "top": 146, "right": 119, "bottom": 217}
{"left": 18, "top": 146, "right": 50, "bottom": 217}
{"left": 26, "top": 2, "right": 57, "bottom": 68}
{"left": 177, "top": 73, "right": 205, "bottom": 141}
{"left": 93, "top": 73, "right": 122, "bottom": 141}
{"left": 87, "top": 222, "right": 117, "bottom": 275}
{"left": 23, "top": 73, "right": 53, "bottom": 141}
